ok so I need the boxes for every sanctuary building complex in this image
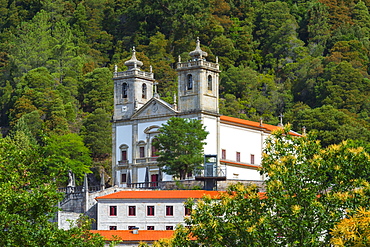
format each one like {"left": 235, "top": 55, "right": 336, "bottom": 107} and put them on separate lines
{"left": 111, "top": 38, "right": 297, "bottom": 190}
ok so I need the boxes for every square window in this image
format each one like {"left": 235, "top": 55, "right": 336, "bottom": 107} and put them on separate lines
{"left": 109, "top": 206, "right": 117, "bottom": 216}
{"left": 147, "top": 226, "right": 154, "bottom": 230}
{"left": 185, "top": 207, "right": 192, "bottom": 216}
{"left": 147, "top": 206, "right": 155, "bottom": 216}
{"left": 109, "top": 226, "right": 117, "bottom": 230}
{"left": 222, "top": 149, "right": 226, "bottom": 159}
{"left": 166, "top": 206, "right": 174, "bottom": 216}
{"left": 251, "top": 154, "right": 255, "bottom": 164}
{"left": 166, "top": 226, "right": 174, "bottom": 230}
{"left": 128, "top": 206, "right": 136, "bottom": 216}
{"left": 236, "top": 152, "right": 240, "bottom": 162}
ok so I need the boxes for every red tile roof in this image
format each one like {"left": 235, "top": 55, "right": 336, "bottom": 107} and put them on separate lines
{"left": 91, "top": 230, "right": 174, "bottom": 241}
{"left": 96, "top": 190, "right": 221, "bottom": 200}
{"left": 220, "top": 115, "right": 300, "bottom": 136}
{"left": 221, "top": 159, "right": 261, "bottom": 169}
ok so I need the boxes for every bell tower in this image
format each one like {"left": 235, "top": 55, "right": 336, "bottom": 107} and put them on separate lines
{"left": 177, "top": 38, "right": 220, "bottom": 114}
{"left": 113, "top": 47, "right": 155, "bottom": 120}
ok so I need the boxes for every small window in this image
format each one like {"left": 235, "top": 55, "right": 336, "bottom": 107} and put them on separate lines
{"left": 121, "top": 173, "right": 127, "bottom": 183}
{"left": 166, "top": 226, "right": 174, "bottom": 230}
{"left": 128, "top": 206, "right": 136, "bottom": 216}
{"left": 147, "top": 226, "right": 154, "bottom": 230}
{"left": 121, "top": 150, "right": 127, "bottom": 161}
{"left": 109, "top": 206, "right": 117, "bottom": 216}
{"left": 166, "top": 206, "right": 174, "bottom": 216}
{"left": 142, "top": 83, "right": 147, "bottom": 99}
{"left": 185, "top": 207, "right": 192, "bottom": 216}
{"left": 187, "top": 74, "right": 193, "bottom": 90}
{"left": 208, "top": 75, "right": 212, "bottom": 91}
{"left": 251, "top": 154, "right": 255, "bottom": 164}
{"left": 128, "top": 226, "right": 136, "bottom": 230}
{"left": 222, "top": 149, "right": 226, "bottom": 160}
{"left": 139, "top": 146, "right": 145, "bottom": 158}
{"left": 109, "top": 226, "right": 117, "bottom": 230}
{"left": 236, "top": 152, "right": 240, "bottom": 162}
{"left": 147, "top": 206, "right": 155, "bottom": 216}
{"left": 122, "top": 83, "right": 128, "bottom": 98}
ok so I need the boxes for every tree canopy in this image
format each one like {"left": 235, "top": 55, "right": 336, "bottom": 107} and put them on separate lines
{"left": 154, "top": 117, "right": 208, "bottom": 180}
{"left": 165, "top": 126, "right": 370, "bottom": 246}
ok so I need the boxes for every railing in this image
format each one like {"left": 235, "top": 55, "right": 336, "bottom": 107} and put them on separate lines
{"left": 177, "top": 60, "right": 219, "bottom": 70}
{"left": 113, "top": 70, "right": 154, "bottom": 79}
{"left": 194, "top": 164, "right": 227, "bottom": 178}
{"left": 127, "top": 182, "right": 159, "bottom": 189}
{"left": 58, "top": 185, "right": 102, "bottom": 194}
{"left": 118, "top": 160, "right": 129, "bottom": 166}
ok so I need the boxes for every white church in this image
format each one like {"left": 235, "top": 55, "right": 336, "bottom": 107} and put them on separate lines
{"left": 111, "top": 38, "right": 299, "bottom": 190}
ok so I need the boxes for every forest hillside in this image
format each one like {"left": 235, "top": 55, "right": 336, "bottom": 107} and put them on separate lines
{"left": 1, "top": 0, "right": 370, "bottom": 184}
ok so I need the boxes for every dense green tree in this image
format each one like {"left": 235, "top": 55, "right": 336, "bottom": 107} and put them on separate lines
{"left": 285, "top": 104, "right": 370, "bottom": 146}
{"left": 0, "top": 131, "right": 104, "bottom": 246}
{"left": 154, "top": 117, "right": 208, "bottom": 180}
{"left": 167, "top": 127, "right": 370, "bottom": 246}
{"left": 81, "top": 108, "right": 112, "bottom": 159}
{"left": 43, "top": 133, "right": 92, "bottom": 183}
{"left": 80, "top": 67, "right": 113, "bottom": 113}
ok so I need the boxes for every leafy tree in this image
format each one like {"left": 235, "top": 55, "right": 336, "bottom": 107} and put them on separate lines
{"left": 167, "top": 127, "right": 370, "bottom": 246}
{"left": 331, "top": 207, "right": 370, "bottom": 247}
{"left": 43, "top": 133, "right": 92, "bottom": 183}
{"left": 154, "top": 117, "right": 208, "bottom": 180}
{"left": 0, "top": 130, "right": 104, "bottom": 246}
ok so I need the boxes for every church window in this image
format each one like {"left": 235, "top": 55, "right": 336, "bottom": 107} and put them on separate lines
{"left": 250, "top": 154, "right": 255, "bottom": 164}
{"left": 119, "top": 144, "right": 129, "bottom": 164}
{"left": 142, "top": 83, "right": 147, "bottom": 99}
{"left": 222, "top": 149, "right": 226, "bottom": 160}
{"left": 121, "top": 173, "right": 127, "bottom": 183}
{"left": 208, "top": 75, "right": 212, "bottom": 91}
{"left": 187, "top": 74, "right": 193, "bottom": 90}
{"left": 122, "top": 83, "right": 128, "bottom": 98}
{"left": 121, "top": 150, "right": 127, "bottom": 161}
{"left": 236, "top": 152, "right": 240, "bottom": 162}
{"left": 139, "top": 147, "right": 145, "bottom": 158}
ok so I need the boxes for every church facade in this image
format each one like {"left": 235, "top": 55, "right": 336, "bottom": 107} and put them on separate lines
{"left": 112, "top": 39, "right": 293, "bottom": 189}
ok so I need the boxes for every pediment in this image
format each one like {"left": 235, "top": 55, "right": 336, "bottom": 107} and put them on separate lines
{"left": 131, "top": 98, "right": 177, "bottom": 120}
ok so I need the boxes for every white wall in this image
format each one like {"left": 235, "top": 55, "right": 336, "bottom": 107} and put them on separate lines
{"left": 116, "top": 125, "right": 133, "bottom": 162}
{"left": 97, "top": 199, "right": 187, "bottom": 230}
{"left": 202, "top": 116, "right": 218, "bottom": 155}
{"left": 220, "top": 124, "right": 263, "bottom": 165}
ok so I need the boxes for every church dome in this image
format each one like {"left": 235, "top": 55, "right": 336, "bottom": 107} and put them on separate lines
{"left": 189, "top": 37, "right": 208, "bottom": 59}
{"left": 125, "top": 47, "right": 143, "bottom": 69}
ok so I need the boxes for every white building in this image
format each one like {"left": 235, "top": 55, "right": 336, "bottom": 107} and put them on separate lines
{"left": 95, "top": 190, "right": 220, "bottom": 231}
{"left": 112, "top": 38, "right": 299, "bottom": 190}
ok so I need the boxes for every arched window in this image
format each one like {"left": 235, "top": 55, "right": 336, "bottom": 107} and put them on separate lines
{"left": 142, "top": 83, "right": 147, "bottom": 99}
{"left": 208, "top": 75, "right": 212, "bottom": 91}
{"left": 122, "top": 83, "right": 128, "bottom": 98}
{"left": 187, "top": 74, "right": 193, "bottom": 90}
